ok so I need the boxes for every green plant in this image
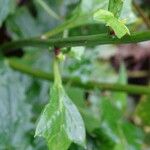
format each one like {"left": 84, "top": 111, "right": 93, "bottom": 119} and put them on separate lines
{"left": 0, "top": 0, "right": 150, "bottom": 150}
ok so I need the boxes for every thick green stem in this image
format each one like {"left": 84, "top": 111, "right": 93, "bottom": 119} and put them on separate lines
{"left": 53, "top": 57, "right": 62, "bottom": 85}
{"left": 8, "top": 59, "right": 150, "bottom": 95}
{"left": 0, "top": 31, "right": 150, "bottom": 53}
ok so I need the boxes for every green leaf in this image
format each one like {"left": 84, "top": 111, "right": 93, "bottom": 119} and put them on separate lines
{"left": 6, "top": 7, "right": 42, "bottom": 39}
{"left": 79, "top": 0, "right": 136, "bottom": 26}
{"left": 113, "top": 62, "right": 127, "bottom": 111}
{"left": 0, "top": 0, "right": 16, "bottom": 26}
{"left": 35, "top": 85, "right": 71, "bottom": 150}
{"left": 35, "top": 84, "right": 86, "bottom": 150}
{"left": 35, "top": 59, "right": 86, "bottom": 150}
{"left": 94, "top": 95, "right": 143, "bottom": 150}
{"left": 66, "top": 87, "right": 101, "bottom": 133}
{"left": 93, "top": 9, "right": 130, "bottom": 38}
{"left": 119, "top": 122, "right": 143, "bottom": 150}
{"left": 108, "top": 0, "right": 123, "bottom": 18}
{"left": 0, "top": 60, "right": 32, "bottom": 149}
{"left": 135, "top": 96, "right": 150, "bottom": 126}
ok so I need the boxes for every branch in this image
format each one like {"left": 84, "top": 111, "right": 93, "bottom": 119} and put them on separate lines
{"left": 1, "top": 31, "right": 150, "bottom": 53}
{"left": 133, "top": 1, "right": 150, "bottom": 28}
{"left": 8, "top": 59, "right": 150, "bottom": 95}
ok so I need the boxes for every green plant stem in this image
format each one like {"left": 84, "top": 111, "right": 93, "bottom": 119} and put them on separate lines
{"left": 53, "top": 57, "right": 62, "bottom": 85}
{"left": 41, "top": 10, "right": 91, "bottom": 38}
{"left": 0, "top": 31, "right": 150, "bottom": 53}
{"left": 8, "top": 59, "right": 150, "bottom": 95}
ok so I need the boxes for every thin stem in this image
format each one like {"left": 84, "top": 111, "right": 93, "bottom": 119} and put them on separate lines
{"left": 1, "top": 31, "right": 150, "bottom": 53}
{"left": 128, "top": 70, "right": 149, "bottom": 78}
{"left": 53, "top": 57, "right": 62, "bottom": 85}
{"left": 8, "top": 59, "right": 150, "bottom": 95}
{"left": 133, "top": 1, "right": 150, "bottom": 28}
{"left": 41, "top": 10, "right": 92, "bottom": 39}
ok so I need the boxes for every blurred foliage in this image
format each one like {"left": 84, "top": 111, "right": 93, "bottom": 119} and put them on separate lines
{"left": 0, "top": 0, "right": 16, "bottom": 26}
{"left": 0, "top": 60, "right": 33, "bottom": 150}
{"left": 0, "top": 0, "right": 149, "bottom": 150}
{"left": 135, "top": 96, "right": 150, "bottom": 126}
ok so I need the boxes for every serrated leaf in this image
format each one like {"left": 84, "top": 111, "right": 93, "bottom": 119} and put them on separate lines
{"left": 35, "top": 84, "right": 86, "bottom": 150}
{"left": 93, "top": 9, "right": 130, "bottom": 38}
{"left": 35, "top": 84, "right": 71, "bottom": 150}
{"left": 108, "top": 0, "right": 123, "bottom": 18}
{"left": 35, "top": 59, "right": 86, "bottom": 150}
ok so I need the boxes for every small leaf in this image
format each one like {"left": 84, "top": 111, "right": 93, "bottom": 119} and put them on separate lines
{"left": 35, "top": 59, "right": 86, "bottom": 150}
{"left": 35, "top": 84, "right": 86, "bottom": 150}
{"left": 93, "top": 9, "right": 114, "bottom": 22}
{"left": 35, "top": 85, "right": 71, "bottom": 150}
{"left": 93, "top": 9, "right": 130, "bottom": 38}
